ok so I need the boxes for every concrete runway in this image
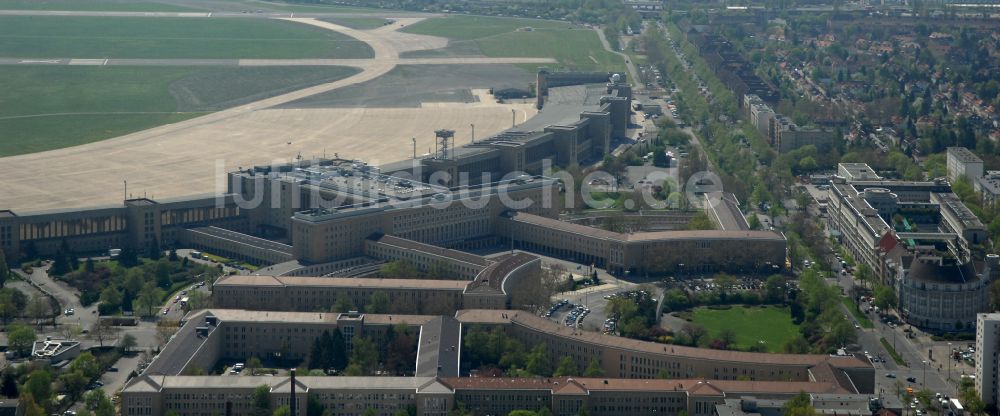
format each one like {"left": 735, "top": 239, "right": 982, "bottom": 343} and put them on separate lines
{"left": 0, "top": 9, "right": 431, "bottom": 18}
{"left": 0, "top": 57, "right": 555, "bottom": 67}
{"left": 0, "top": 16, "right": 550, "bottom": 212}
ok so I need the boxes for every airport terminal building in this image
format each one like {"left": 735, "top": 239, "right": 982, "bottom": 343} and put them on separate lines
{"left": 0, "top": 72, "right": 784, "bottom": 279}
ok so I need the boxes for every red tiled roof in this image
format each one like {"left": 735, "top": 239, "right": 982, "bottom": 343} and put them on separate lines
{"left": 439, "top": 377, "right": 848, "bottom": 395}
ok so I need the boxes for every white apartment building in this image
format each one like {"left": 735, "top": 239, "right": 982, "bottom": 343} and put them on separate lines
{"left": 976, "top": 313, "right": 1000, "bottom": 406}
{"left": 947, "top": 147, "right": 984, "bottom": 182}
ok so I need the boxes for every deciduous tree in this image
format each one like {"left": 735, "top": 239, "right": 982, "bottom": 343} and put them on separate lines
{"left": 553, "top": 356, "right": 578, "bottom": 377}
{"left": 583, "top": 358, "right": 603, "bottom": 377}
{"left": 120, "top": 333, "right": 138, "bottom": 354}
{"left": 23, "top": 370, "right": 52, "bottom": 405}
{"left": 136, "top": 282, "right": 164, "bottom": 317}
{"left": 251, "top": 385, "right": 271, "bottom": 416}
{"left": 90, "top": 320, "right": 119, "bottom": 347}
{"left": 7, "top": 324, "right": 35, "bottom": 356}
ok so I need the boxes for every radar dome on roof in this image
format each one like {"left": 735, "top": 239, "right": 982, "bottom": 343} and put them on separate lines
{"left": 611, "top": 73, "right": 622, "bottom": 83}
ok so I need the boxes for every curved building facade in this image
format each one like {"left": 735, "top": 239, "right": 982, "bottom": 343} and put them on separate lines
{"left": 897, "top": 257, "right": 991, "bottom": 331}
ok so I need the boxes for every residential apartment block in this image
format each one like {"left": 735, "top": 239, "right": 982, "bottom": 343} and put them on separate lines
{"left": 947, "top": 146, "right": 984, "bottom": 182}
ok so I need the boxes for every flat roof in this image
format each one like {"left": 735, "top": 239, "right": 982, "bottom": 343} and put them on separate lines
{"left": 705, "top": 192, "right": 749, "bottom": 231}
{"left": 215, "top": 275, "right": 470, "bottom": 290}
{"left": 948, "top": 147, "right": 983, "bottom": 164}
{"left": 370, "top": 234, "right": 490, "bottom": 267}
{"left": 203, "top": 309, "right": 438, "bottom": 327}
{"left": 416, "top": 316, "right": 461, "bottom": 378}
{"left": 188, "top": 226, "right": 292, "bottom": 254}
{"left": 933, "top": 192, "right": 986, "bottom": 231}
{"left": 130, "top": 375, "right": 440, "bottom": 392}
{"left": 468, "top": 252, "right": 538, "bottom": 293}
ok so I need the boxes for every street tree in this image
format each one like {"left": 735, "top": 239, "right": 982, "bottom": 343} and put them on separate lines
{"left": 26, "top": 294, "right": 49, "bottom": 327}
{"left": 90, "top": 320, "right": 119, "bottom": 347}
{"left": 874, "top": 284, "right": 897, "bottom": 310}
{"left": 136, "top": 283, "right": 164, "bottom": 317}
{"left": 120, "top": 333, "right": 138, "bottom": 354}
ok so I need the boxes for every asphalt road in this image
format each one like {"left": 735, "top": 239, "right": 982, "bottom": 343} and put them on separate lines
{"left": 594, "top": 27, "right": 639, "bottom": 86}
{"left": 820, "top": 249, "right": 962, "bottom": 407}
{"left": 14, "top": 263, "right": 101, "bottom": 331}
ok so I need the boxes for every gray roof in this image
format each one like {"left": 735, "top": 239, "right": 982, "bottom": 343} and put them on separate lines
{"left": 415, "top": 316, "right": 460, "bottom": 378}
{"left": 905, "top": 257, "right": 982, "bottom": 285}
{"left": 948, "top": 147, "right": 983, "bottom": 164}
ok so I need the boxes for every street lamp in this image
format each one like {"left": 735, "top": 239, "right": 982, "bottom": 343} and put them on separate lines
{"left": 947, "top": 342, "right": 952, "bottom": 381}
{"left": 922, "top": 360, "right": 927, "bottom": 389}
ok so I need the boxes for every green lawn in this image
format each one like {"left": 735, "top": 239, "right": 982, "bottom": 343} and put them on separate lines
{"left": 0, "top": 0, "right": 196, "bottom": 11}
{"left": 0, "top": 65, "right": 358, "bottom": 156}
{"left": 403, "top": 15, "right": 624, "bottom": 72}
{"left": 0, "top": 0, "right": 381, "bottom": 12}
{"left": 691, "top": 305, "right": 801, "bottom": 353}
{"left": 0, "top": 16, "right": 373, "bottom": 59}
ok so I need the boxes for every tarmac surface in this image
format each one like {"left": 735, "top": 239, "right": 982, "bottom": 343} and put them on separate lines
{"left": 0, "top": 57, "right": 555, "bottom": 67}
{"left": 282, "top": 64, "right": 534, "bottom": 108}
{"left": 0, "top": 15, "right": 551, "bottom": 212}
{"left": 0, "top": 9, "right": 431, "bottom": 18}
